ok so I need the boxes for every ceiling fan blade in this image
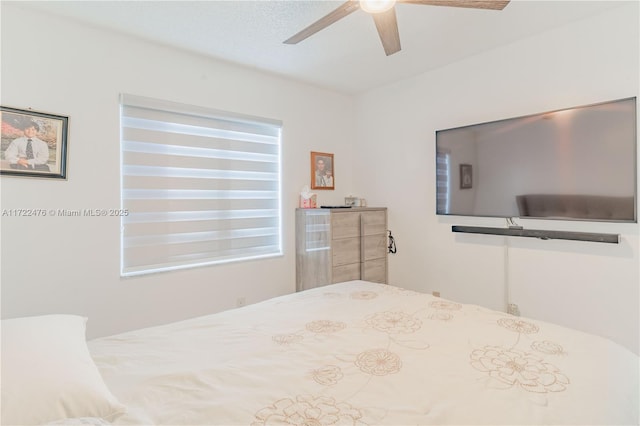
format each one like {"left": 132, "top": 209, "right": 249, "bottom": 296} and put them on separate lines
{"left": 372, "top": 7, "right": 401, "bottom": 56}
{"left": 284, "top": 1, "right": 361, "bottom": 45}
{"left": 400, "top": 0, "right": 510, "bottom": 10}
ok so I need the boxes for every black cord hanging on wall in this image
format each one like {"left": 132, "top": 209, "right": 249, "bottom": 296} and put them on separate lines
{"left": 388, "top": 230, "right": 397, "bottom": 254}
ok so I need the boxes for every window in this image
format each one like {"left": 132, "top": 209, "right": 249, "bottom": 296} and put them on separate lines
{"left": 120, "top": 94, "right": 282, "bottom": 276}
{"left": 435, "top": 149, "right": 450, "bottom": 214}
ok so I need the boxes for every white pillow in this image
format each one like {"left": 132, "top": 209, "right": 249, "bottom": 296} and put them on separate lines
{"left": 1, "top": 315, "right": 126, "bottom": 425}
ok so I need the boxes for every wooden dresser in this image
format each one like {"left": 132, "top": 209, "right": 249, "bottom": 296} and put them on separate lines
{"left": 295, "top": 207, "right": 387, "bottom": 291}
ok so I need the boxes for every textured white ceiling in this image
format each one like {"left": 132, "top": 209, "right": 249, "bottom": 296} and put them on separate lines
{"left": 14, "top": 1, "right": 626, "bottom": 94}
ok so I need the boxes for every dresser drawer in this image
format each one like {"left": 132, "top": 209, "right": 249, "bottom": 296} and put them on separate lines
{"left": 332, "top": 237, "right": 360, "bottom": 266}
{"left": 362, "top": 210, "right": 387, "bottom": 235}
{"left": 331, "top": 212, "right": 360, "bottom": 239}
{"left": 363, "top": 234, "right": 387, "bottom": 261}
{"left": 362, "top": 258, "right": 387, "bottom": 283}
{"left": 331, "top": 263, "right": 361, "bottom": 283}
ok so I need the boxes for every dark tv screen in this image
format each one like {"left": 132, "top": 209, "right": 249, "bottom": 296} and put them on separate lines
{"left": 436, "top": 97, "right": 637, "bottom": 222}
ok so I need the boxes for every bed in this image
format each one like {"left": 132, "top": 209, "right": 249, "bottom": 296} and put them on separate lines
{"left": 2, "top": 280, "right": 638, "bottom": 425}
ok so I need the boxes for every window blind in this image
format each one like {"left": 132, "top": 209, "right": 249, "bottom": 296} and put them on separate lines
{"left": 120, "top": 94, "right": 282, "bottom": 276}
{"left": 436, "top": 149, "right": 450, "bottom": 214}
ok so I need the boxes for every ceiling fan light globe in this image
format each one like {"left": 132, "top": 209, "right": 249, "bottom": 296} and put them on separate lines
{"left": 360, "top": 0, "right": 396, "bottom": 14}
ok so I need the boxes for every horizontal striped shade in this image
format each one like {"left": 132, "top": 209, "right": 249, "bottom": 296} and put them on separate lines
{"left": 436, "top": 150, "right": 450, "bottom": 214}
{"left": 120, "top": 94, "right": 282, "bottom": 276}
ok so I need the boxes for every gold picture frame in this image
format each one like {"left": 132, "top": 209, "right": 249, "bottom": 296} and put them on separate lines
{"left": 311, "top": 151, "right": 334, "bottom": 190}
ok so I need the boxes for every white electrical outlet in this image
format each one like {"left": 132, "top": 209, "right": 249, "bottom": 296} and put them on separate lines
{"left": 507, "top": 303, "right": 520, "bottom": 316}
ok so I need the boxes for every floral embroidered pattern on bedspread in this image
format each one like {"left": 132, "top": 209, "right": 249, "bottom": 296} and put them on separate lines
{"left": 88, "top": 280, "right": 639, "bottom": 426}
{"left": 254, "top": 287, "right": 573, "bottom": 425}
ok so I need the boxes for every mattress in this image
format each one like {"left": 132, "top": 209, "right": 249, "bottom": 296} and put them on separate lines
{"left": 88, "top": 280, "right": 639, "bottom": 425}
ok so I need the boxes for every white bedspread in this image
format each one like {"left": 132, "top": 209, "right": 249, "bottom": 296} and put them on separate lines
{"left": 89, "top": 281, "right": 639, "bottom": 425}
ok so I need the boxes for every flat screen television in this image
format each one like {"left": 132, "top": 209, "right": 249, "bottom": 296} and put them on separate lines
{"left": 435, "top": 97, "right": 637, "bottom": 223}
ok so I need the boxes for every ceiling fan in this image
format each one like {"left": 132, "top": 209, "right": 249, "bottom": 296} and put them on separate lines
{"left": 284, "top": 0, "right": 510, "bottom": 56}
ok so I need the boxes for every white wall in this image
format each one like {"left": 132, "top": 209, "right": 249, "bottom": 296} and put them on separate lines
{"left": 353, "top": 3, "right": 639, "bottom": 354}
{"left": 0, "top": 4, "right": 355, "bottom": 338}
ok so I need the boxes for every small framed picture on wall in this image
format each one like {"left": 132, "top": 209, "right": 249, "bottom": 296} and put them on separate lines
{"left": 311, "top": 151, "right": 334, "bottom": 190}
{"left": 0, "top": 106, "right": 69, "bottom": 179}
{"left": 460, "top": 163, "right": 472, "bottom": 189}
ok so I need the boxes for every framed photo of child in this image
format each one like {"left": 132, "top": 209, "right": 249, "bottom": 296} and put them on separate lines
{"left": 311, "top": 151, "right": 334, "bottom": 190}
{"left": 1, "top": 106, "right": 69, "bottom": 179}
